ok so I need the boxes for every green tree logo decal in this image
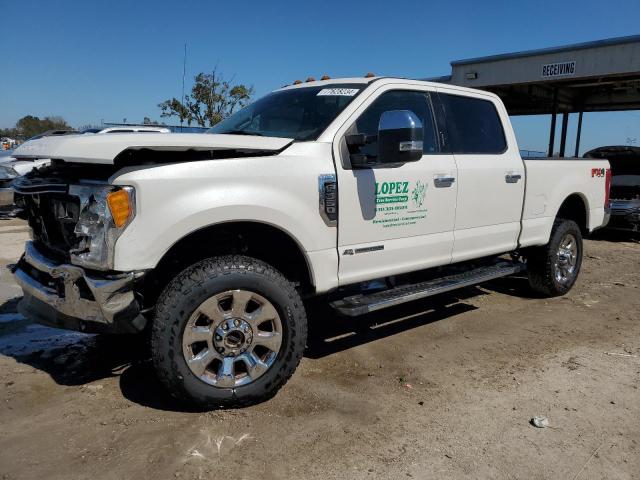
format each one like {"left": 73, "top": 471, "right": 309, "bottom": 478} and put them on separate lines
{"left": 411, "top": 180, "right": 427, "bottom": 208}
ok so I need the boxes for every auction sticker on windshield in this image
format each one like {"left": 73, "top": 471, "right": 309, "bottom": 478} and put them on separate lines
{"left": 317, "top": 88, "right": 360, "bottom": 96}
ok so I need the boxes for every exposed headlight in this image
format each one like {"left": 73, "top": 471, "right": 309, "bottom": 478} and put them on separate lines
{"left": 0, "top": 165, "right": 19, "bottom": 180}
{"left": 70, "top": 185, "right": 136, "bottom": 270}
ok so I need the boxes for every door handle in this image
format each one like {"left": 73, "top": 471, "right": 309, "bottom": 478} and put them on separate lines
{"left": 505, "top": 173, "right": 522, "bottom": 183}
{"left": 434, "top": 175, "right": 455, "bottom": 188}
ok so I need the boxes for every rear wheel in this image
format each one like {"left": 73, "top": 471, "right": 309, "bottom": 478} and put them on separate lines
{"left": 527, "top": 219, "right": 583, "bottom": 297}
{"left": 151, "top": 255, "right": 307, "bottom": 408}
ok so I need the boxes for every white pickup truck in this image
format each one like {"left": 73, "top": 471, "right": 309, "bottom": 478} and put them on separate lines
{"left": 10, "top": 77, "right": 610, "bottom": 408}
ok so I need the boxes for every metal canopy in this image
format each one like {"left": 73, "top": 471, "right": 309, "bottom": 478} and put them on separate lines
{"left": 428, "top": 35, "right": 640, "bottom": 156}
{"left": 444, "top": 35, "right": 640, "bottom": 115}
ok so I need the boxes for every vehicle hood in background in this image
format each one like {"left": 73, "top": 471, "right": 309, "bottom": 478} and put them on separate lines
{"left": 12, "top": 133, "right": 293, "bottom": 165}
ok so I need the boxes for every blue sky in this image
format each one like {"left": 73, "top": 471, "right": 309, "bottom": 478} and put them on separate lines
{"left": 1, "top": 0, "right": 638, "bottom": 154}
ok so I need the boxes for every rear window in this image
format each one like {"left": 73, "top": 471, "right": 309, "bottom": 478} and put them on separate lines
{"left": 440, "top": 93, "right": 507, "bottom": 154}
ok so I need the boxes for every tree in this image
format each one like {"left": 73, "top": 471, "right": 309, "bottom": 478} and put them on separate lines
{"left": 159, "top": 70, "right": 253, "bottom": 127}
{"left": 142, "top": 116, "right": 165, "bottom": 126}
{"left": 13, "top": 115, "right": 71, "bottom": 139}
{"left": 0, "top": 127, "right": 18, "bottom": 139}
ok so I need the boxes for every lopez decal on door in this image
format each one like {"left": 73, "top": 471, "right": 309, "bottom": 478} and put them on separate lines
{"left": 373, "top": 179, "right": 429, "bottom": 229}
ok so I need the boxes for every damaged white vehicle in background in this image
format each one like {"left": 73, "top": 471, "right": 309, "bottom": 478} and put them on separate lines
{"left": 0, "top": 126, "right": 170, "bottom": 209}
{"left": 0, "top": 156, "right": 51, "bottom": 208}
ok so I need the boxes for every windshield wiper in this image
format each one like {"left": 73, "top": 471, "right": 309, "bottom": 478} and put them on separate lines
{"left": 224, "top": 130, "right": 264, "bottom": 137}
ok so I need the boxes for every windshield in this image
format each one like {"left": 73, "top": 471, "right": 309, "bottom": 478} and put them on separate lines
{"left": 208, "top": 84, "right": 364, "bottom": 140}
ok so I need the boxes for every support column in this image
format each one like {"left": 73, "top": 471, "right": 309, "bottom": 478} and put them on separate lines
{"left": 574, "top": 111, "right": 583, "bottom": 157}
{"left": 559, "top": 112, "right": 569, "bottom": 158}
{"left": 548, "top": 88, "right": 558, "bottom": 157}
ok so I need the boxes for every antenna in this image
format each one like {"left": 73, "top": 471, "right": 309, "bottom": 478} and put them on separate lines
{"left": 181, "top": 42, "right": 187, "bottom": 130}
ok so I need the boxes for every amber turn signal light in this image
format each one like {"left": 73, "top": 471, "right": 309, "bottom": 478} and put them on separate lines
{"left": 107, "top": 189, "right": 132, "bottom": 228}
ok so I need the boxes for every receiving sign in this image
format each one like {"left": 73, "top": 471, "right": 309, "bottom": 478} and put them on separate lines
{"left": 542, "top": 61, "right": 576, "bottom": 78}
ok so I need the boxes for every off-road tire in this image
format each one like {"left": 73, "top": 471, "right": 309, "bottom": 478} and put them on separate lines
{"left": 151, "top": 255, "right": 307, "bottom": 409}
{"left": 527, "top": 219, "right": 583, "bottom": 297}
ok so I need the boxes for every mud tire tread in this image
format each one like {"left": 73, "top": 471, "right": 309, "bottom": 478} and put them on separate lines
{"left": 151, "top": 255, "right": 307, "bottom": 409}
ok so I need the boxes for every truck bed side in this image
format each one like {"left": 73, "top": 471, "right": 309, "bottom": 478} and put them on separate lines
{"left": 519, "top": 158, "right": 610, "bottom": 248}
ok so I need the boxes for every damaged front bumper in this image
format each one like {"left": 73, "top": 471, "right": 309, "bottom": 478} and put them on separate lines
{"left": 12, "top": 241, "right": 147, "bottom": 333}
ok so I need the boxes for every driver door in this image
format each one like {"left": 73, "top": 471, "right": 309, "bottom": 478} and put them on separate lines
{"left": 333, "top": 86, "right": 458, "bottom": 285}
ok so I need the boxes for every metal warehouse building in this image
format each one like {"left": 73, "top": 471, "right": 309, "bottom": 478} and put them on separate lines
{"left": 429, "top": 35, "right": 640, "bottom": 157}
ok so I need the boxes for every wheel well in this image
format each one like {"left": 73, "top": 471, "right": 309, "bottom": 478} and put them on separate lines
{"left": 556, "top": 194, "right": 588, "bottom": 233}
{"left": 139, "top": 222, "right": 314, "bottom": 309}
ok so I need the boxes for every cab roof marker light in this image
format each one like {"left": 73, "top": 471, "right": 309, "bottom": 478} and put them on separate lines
{"left": 321, "top": 75, "right": 330, "bottom": 80}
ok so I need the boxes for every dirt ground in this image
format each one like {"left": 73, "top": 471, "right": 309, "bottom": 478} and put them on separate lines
{"left": 0, "top": 218, "right": 638, "bottom": 480}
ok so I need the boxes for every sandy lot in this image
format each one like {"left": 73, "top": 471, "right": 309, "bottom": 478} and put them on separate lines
{"left": 0, "top": 218, "right": 638, "bottom": 480}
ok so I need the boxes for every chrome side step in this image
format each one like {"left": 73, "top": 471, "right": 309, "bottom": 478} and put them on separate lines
{"left": 330, "top": 261, "right": 525, "bottom": 316}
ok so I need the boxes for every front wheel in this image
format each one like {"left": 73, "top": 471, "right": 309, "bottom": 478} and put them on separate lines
{"left": 527, "top": 219, "right": 583, "bottom": 297}
{"left": 151, "top": 255, "right": 307, "bottom": 409}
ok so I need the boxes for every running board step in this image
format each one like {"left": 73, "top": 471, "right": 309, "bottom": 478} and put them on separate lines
{"left": 330, "top": 261, "right": 525, "bottom": 317}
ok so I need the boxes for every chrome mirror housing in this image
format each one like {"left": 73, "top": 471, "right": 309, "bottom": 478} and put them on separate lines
{"left": 378, "top": 110, "right": 423, "bottom": 164}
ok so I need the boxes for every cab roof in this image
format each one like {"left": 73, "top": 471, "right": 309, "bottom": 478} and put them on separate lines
{"left": 275, "top": 76, "right": 503, "bottom": 102}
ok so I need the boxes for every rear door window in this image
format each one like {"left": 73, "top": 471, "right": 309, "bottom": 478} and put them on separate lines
{"left": 440, "top": 93, "right": 507, "bottom": 154}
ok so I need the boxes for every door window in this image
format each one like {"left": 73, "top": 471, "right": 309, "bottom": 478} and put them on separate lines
{"left": 348, "top": 90, "right": 440, "bottom": 162}
{"left": 439, "top": 93, "right": 507, "bottom": 154}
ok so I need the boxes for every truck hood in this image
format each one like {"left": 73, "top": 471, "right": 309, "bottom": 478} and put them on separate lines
{"left": 12, "top": 133, "right": 293, "bottom": 165}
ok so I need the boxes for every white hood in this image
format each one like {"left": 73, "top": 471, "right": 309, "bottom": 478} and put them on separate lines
{"left": 12, "top": 133, "right": 293, "bottom": 165}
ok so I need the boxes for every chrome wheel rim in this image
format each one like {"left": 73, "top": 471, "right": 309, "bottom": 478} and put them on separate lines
{"left": 182, "top": 290, "right": 282, "bottom": 388}
{"left": 554, "top": 233, "right": 578, "bottom": 284}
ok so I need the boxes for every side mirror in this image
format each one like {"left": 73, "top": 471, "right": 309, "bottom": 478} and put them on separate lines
{"left": 378, "top": 110, "right": 423, "bottom": 164}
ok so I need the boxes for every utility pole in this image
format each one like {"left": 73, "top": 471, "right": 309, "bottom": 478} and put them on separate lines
{"left": 181, "top": 43, "right": 187, "bottom": 131}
